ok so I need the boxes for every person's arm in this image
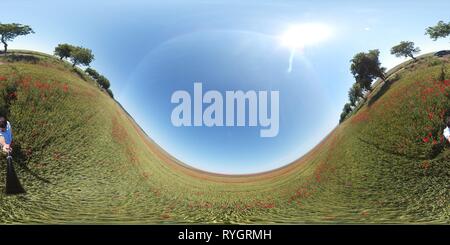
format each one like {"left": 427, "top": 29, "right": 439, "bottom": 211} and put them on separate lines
{"left": 0, "top": 135, "right": 10, "bottom": 152}
{"left": 6, "top": 122, "right": 12, "bottom": 149}
{"left": 445, "top": 128, "right": 450, "bottom": 143}
{"left": 9, "top": 126, "right": 13, "bottom": 143}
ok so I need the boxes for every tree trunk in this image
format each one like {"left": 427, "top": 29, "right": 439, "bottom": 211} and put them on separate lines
{"left": 410, "top": 55, "right": 417, "bottom": 62}
{"left": 1, "top": 40, "right": 7, "bottom": 54}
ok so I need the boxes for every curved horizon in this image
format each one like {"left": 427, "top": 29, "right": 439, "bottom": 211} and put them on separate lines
{"left": 8, "top": 48, "right": 442, "bottom": 178}
{"left": 117, "top": 52, "right": 438, "bottom": 178}
{"left": 3, "top": 0, "right": 450, "bottom": 174}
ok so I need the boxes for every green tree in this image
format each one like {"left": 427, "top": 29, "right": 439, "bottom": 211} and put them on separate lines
{"left": 339, "top": 111, "right": 347, "bottom": 124}
{"left": 0, "top": 23, "right": 34, "bottom": 54}
{"left": 390, "top": 41, "right": 421, "bottom": 61}
{"left": 97, "top": 75, "right": 110, "bottom": 89}
{"left": 425, "top": 20, "right": 450, "bottom": 41}
{"left": 339, "top": 103, "right": 353, "bottom": 123}
{"left": 343, "top": 103, "right": 352, "bottom": 114}
{"left": 70, "top": 46, "right": 94, "bottom": 67}
{"left": 54, "top": 43, "right": 74, "bottom": 60}
{"left": 106, "top": 88, "right": 114, "bottom": 98}
{"left": 85, "top": 67, "right": 100, "bottom": 80}
{"left": 348, "top": 82, "right": 363, "bottom": 107}
{"left": 350, "top": 49, "right": 386, "bottom": 91}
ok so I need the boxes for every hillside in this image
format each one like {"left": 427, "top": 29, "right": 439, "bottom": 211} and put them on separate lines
{"left": 0, "top": 50, "right": 448, "bottom": 223}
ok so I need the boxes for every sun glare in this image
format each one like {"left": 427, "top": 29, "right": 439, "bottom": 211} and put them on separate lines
{"left": 280, "top": 23, "right": 332, "bottom": 49}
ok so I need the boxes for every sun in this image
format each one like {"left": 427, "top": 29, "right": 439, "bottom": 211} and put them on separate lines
{"left": 279, "top": 23, "right": 332, "bottom": 72}
{"left": 280, "top": 23, "right": 332, "bottom": 50}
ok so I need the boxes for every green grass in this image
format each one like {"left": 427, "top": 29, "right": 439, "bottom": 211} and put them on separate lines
{"left": 0, "top": 50, "right": 448, "bottom": 224}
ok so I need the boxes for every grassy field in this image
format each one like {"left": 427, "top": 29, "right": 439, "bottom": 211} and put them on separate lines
{"left": 0, "top": 50, "right": 448, "bottom": 224}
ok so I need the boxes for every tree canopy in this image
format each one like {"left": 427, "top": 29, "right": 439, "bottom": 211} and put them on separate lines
{"left": 390, "top": 41, "right": 421, "bottom": 61}
{"left": 106, "top": 88, "right": 114, "bottom": 98}
{"left": 70, "top": 46, "right": 94, "bottom": 67}
{"left": 97, "top": 75, "right": 110, "bottom": 89}
{"left": 85, "top": 67, "right": 100, "bottom": 80}
{"left": 54, "top": 43, "right": 74, "bottom": 60}
{"left": 339, "top": 103, "right": 353, "bottom": 124}
{"left": 350, "top": 49, "right": 386, "bottom": 91}
{"left": 348, "top": 82, "right": 363, "bottom": 107}
{"left": 85, "top": 67, "right": 112, "bottom": 91}
{"left": 425, "top": 20, "right": 450, "bottom": 41}
{"left": 0, "top": 23, "right": 34, "bottom": 53}
{"left": 343, "top": 103, "right": 352, "bottom": 114}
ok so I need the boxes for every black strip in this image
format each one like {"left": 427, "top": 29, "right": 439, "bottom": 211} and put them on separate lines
{"left": 0, "top": 225, "right": 448, "bottom": 243}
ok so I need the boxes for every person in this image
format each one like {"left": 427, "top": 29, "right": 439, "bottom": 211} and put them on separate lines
{"left": 0, "top": 116, "right": 13, "bottom": 153}
{"left": 444, "top": 117, "right": 450, "bottom": 144}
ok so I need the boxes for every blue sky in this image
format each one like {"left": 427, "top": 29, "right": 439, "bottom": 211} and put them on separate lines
{"left": 3, "top": 0, "right": 450, "bottom": 174}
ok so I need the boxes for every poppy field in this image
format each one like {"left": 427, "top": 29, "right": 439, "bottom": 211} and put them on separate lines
{"left": 0, "top": 50, "right": 448, "bottom": 223}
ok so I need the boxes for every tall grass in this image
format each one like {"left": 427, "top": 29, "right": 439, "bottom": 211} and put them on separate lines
{"left": 0, "top": 51, "right": 448, "bottom": 223}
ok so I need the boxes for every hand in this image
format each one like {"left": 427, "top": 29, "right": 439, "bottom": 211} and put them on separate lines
{"left": 3, "top": 144, "right": 11, "bottom": 153}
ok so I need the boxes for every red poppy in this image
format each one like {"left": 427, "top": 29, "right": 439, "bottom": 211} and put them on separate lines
{"left": 63, "top": 84, "right": 69, "bottom": 92}
{"left": 8, "top": 92, "right": 17, "bottom": 100}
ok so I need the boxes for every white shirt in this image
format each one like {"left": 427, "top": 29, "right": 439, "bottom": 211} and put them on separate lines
{"left": 444, "top": 127, "right": 450, "bottom": 141}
